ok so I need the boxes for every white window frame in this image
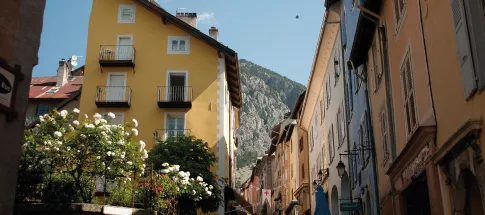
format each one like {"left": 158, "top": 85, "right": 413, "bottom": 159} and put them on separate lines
{"left": 106, "top": 72, "right": 127, "bottom": 86}
{"left": 163, "top": 112, "right": 187, "bottom": 140}
{"left": 102, "top": 112, "right": 125, "bottom": 125}
{"left": 118, "top": 4, "right": 136, "bottom": 24}
{"left": 167, "top": 36, "right": 190, "bottom": 54}
{"left": 166, "top": 70, "right": 188, "bottom": 101}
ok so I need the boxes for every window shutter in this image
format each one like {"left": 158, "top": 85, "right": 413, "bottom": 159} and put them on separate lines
{"left": 464, "top": 0, "right": 485, "bottom": 90}
{"left": 368, "top": 45, "right": 376, "bottom": 90}
{"left": 121, "top": 8, "right": 133, "bottom": 21}
{"left": 451, "top": 0, "right": 477, "bottom": 98}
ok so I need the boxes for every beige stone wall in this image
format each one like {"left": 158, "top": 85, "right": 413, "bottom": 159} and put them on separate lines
{"left": 0, "top": 0, "right": 46, "bottom": 214}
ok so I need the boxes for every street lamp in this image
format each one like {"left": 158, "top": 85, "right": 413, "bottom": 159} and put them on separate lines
{"left": 336, "top": 160, "right": 346, "bottom": 178}
{"left": 317, "top": 169, "right": 324, "bottom": 181}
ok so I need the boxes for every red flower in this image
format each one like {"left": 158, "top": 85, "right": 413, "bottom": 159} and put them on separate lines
{"left": 167, "top": 200, "right": 171, "bottom": 204}
{"left": 160, "top": 174, "right": 165, "bottom": 177}
{"left": 151, "top": 188, "right": 156, "bottom": 193}
{"left": 145, "top": 182, "right": 150, "bottom": 187}
{"left": 157, "top": 186, "right": 163, "bottom": 191}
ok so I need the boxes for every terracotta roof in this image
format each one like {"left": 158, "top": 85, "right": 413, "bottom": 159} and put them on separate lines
{"left": 29, "top": 76, "right": 83, "bottom": 100}
{"left": 132, "top": 0, "right": 242, "bottom": 107}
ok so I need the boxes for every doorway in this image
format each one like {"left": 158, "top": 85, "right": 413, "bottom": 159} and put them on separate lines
{"left": 106, "top": 73, "right": 126, "bottom": 102}
{"left": 167, "top": 71, "right": 187, "bottom": 101}
{"left": 116, "top": 35, "right": 133, "bottom": 60}
{"left": 403, "top": 173, "right": 431, "bottom": 215}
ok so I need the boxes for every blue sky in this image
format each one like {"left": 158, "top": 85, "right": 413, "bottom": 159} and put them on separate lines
{"left": 33, "top": 0, "right": 325, "bottom": 85}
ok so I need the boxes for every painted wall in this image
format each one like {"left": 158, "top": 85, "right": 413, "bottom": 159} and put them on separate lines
{"left": 421, "top": 0, "right": 485, "bottom": 213}
{"left": 80, "top": 2, "right": 237, "bottom": 213}
{"left": 341, "top": 0, "right": 379, "bottom": 213}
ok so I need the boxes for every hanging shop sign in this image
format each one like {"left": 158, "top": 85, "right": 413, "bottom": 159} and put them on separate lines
{"left": 0, "top": 57, "right": 23, "bottom": 121}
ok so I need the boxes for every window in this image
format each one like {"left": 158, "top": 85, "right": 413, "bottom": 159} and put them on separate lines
{"left": 400, "top": 50, "right": 417, "bottom": 136}
{"left": 393, "top": 0, "right": 406, "bottom": 29}
{"left": 348, "top": 69, "right": 354, "bottom": 111}
{"left": 337, "top": 108, "right": 342, "bottom": 147}
{"left": 450, "top": 0, "right": 485, "bottom": 95}
{"left": 165, "top": 113, "right": 186, "bottom": 139}
{"left": 291, "top": 164, "right": 293, "bottom": 178}
{"left": 328, "top": 125, "right": 335, "bottom": 163}
{"left": 341, "top": 6, "right": 347, "bottom": 48}
{"left": 103, "top": 112, "right": 124, "bottom": 125}
{"left": 37, "top": 104, "right": 50, "bottom": 116}
{"left": 118, "top": 5, "right": 136, "bottom": 24}
{"left": 167, "top": 36, "right": 190, "bottom": 54}
{"left": 46, "top": 87, "right": 59, "bottom": 94}
{"left": 334, "top": 50, "right": 340, "bottom": 85}
{"left": 326, "top": 78, "right": 331, "bottom": 107}
{"left": 320, "top": 100, "right": 325, "bottom": 123}
{"left": 370, "top": 34, "right": 383, "bottom": 91}
{"left": 352, "top": 142, "right": 358, "bottom": 186}
{"left": 301, "top": 164, "right": 305, "bottom": 179}
{"left": 310, "top": 127, "right": 314, "bottom": 151}
{"left": 358, "top": 125, "right": 364, "bottom": 166}
{"left": 380, "top": 108, "right": 390, "bottom": 165}
{"left": 299, "top": 137, "right": 304, "bottom": 152}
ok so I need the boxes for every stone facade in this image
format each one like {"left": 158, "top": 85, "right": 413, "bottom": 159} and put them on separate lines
{"left": 0, "top": 0, "right": 46, "bottom": 214}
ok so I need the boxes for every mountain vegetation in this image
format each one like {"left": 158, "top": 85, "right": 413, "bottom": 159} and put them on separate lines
{"left": 236, "top": 59, "right": 306, "bottom": 185}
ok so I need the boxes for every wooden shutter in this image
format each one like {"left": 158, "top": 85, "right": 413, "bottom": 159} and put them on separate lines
{"left": 451, "top": 0, "right": 477, "bottom": 98}
{"left": 464, "top": 0, "right": 485, "bottom": 90}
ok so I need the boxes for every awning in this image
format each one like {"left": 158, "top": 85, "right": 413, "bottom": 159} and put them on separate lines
{"left": 314, "top": 185, "right": 331, "bottom": 215}
{"left": 224, "top": 187, "right": 254, "bottom": 215}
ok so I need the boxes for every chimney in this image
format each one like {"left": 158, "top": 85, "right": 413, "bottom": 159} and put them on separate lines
{"left": 176, "top": 12, "right": 197, "bottom": 28}
{"left": 209, "top": 26, "right": 218, "bottom": 41}
{"left": 56, "top": 59, "right": 69, "bottom": 86}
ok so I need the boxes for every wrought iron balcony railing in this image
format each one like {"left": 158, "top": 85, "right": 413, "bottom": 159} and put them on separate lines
{"left": 99, "top": 45, "right": 135, "bottom": 68}
{"left": 157, "top": 86, "right": 193, "bottom": 108}
{"left": 95, "top": 86, "right": 132, "bottom": 108}
{"left": 154, "top": 129, "right": 191, "bottom": 141}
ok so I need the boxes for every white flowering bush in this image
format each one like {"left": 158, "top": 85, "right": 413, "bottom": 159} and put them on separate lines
{"left": 138, "top": 163, "right": 214, "bottom": 214}
{"left": 19, "top": 109, "right": 145, "bottom": 203}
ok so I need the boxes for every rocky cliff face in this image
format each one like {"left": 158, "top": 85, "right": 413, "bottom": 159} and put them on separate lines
{"left": 236, "top": 59, "right": 305, "bottom": 185}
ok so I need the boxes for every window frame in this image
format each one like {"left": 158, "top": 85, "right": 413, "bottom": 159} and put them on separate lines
{"left": 36, "top": 104, "right": 51, "bottom": 116}
{"left": 392, "top": 0, "right": 406, "bottom": 35}
{"left": 380, "top": 107, "right": 390, "bottom": 165}
{"left": 400, "top": 48, "right": 418, "bottom": 139}
{"left": 167, "top": 36, "right": 190, "bottom": 54}
{"left": 118, "top": 4, "right": 136, "bottom": 24}
{"left": 164, "top": 112, "right": 187, "bottom": 140}
{"left": 102, "top": 112, "right": 125, "bottom": 125}
{"left": 328, "top": 125, "right": 335, "bottom": 164}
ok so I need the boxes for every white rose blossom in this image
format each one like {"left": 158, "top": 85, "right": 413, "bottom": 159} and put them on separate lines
{"left": 107, "top": 151, "right": 112, "bottom": 156}
{"left": 93, "top": 113, "right": 102, "bottom": 120}
{"left": 162, "top": 163, "right": 169, "bottom": 167}
{"left": 100, "top": 119, "right": 107, "bottom": 124}
{"left": 196, "top": 176, "right": 203, "bottom": 182}
{"left": 84, "top": 114, "right": 88, "bottom": 119}
{"left": 73, "top": 108, "right": 80, "bottom": 113}
{"left": 107, "top": 112, "right": 116, "bottom": 119}
{"left": 132, "top": 119, "right": 138, "bottom": 127}
{"left": 94, "top": 120, "right": 100, "bottom": 125}
{"left": 127, "top": 161, "right": 133, "bottom": 165}
{"left": 131, "top": 128, "right": 139, "bottom": 136}
{"left": 53, "top": 131, "right": 62, "bottom": 138}
{"left": 96, "top": 156, "right": 101, "bottom": 160}
{"left": 139, "top": 140, "right": 146, "bottom": 152}
{"left": 206, "top": 191, "right": 212, "bottom": 196}
{"left": 160, "top": 169, "right": 169, "bottom": 174}
{"left": 209, "top": 185, "right": 213, "bottom": 190}
{"left": 60, "top": 110, "right": 68, "bottom": 118}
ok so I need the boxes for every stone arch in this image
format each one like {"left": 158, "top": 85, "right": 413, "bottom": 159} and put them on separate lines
{"left": 452, "top": 168, "right": 484, "bottom": 214}
{"left": 331, "top": 185, "right": 339, "bottom": 215}
{"left": 341, "top": 172, "right": 350, "bottom": 215}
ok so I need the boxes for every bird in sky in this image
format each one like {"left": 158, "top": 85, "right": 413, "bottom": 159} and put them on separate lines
{"left": 295, "top": 15, "right": 299, "bottom": 19}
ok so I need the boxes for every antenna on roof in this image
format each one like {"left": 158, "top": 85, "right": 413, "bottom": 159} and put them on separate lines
{"left": 176, "top": 8, "right": 187, "bottom": 13}
{"left": 69, "top": 55, "right": 83, "bottom": 68}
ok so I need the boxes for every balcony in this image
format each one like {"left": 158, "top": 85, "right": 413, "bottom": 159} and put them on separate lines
{"left": 99, "top": 45, "right": 135, "bottom": 68}
{"left": 154, "top": 129, "right": 191, "bottom": 141}
{"left": 157, "top": 86, "right": 193, "bottom": 108}
{"left": 95, "top": 86, "right": 132, "bottom": 108}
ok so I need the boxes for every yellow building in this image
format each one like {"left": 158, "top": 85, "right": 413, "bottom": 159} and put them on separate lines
{"left": 79, "top": 0, "right": 242, "bottom": 212}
